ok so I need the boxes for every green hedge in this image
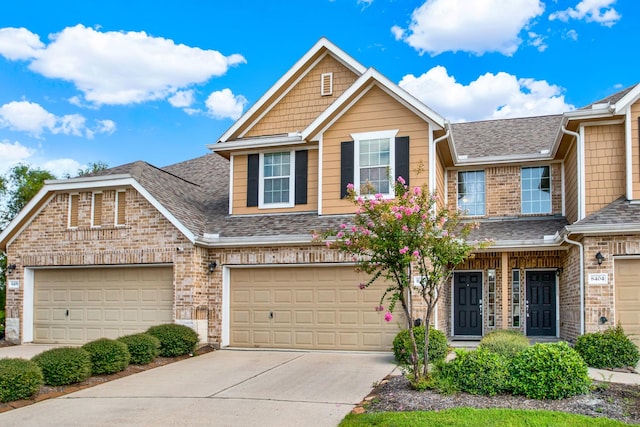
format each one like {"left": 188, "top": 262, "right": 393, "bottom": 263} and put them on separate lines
{"left": 118, "top": 333, "right": 161, "bottom": 365}
{"left": 509, "top": 342, "right": 590, "bottom": 400}
{"left": 0, "top": 358, "right": 43, "bottom": 402}
{"left": 32, "top": 347, "right": 92, "bottom": 386}
{"left": 392, "top": 326, "right": 449, "bottom": 366}
{"left": 434, "top": 348, "right": 510, "bottom": 396}
{"left": 82, "top": 338, "right": 131, "bottom": 375}
{"left": 478, "top": 329, "right": 530, "bottom": 358}
{"left": 147, "top": 323, "right": 199, "bottom": 357}
{"left": 574, "top": 324, "right": 640, "bottom": 369}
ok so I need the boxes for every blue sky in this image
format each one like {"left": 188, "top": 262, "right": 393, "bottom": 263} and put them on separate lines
{"left": 0, "top": 0, "right": 636, "bottom": 177}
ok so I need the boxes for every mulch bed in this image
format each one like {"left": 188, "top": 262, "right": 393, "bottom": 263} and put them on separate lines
{"left": 355, "top": 374, "right": 640, "bottom": 425}
{"left": 0, "top": 340, "right": 215, "bottom": 413}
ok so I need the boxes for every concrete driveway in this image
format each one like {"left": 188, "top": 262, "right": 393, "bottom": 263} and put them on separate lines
{"left": 0, "top": 349, "right": 397, "bottom": 427}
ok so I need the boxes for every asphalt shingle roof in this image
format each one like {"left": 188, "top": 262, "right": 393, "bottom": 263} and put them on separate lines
{"left": 450, "top": 115, "right": 563, "bottom": 159}
{"left": 469, "top": 216, "right": 568, "bottom": 243}
{"left": 571, "top": 197, "right": 640, "bottom": 228}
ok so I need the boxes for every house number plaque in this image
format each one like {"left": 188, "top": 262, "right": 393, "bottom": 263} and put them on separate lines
{"left": 588, "top": 273, "right": 608, "bottom": 285}
{"left": 8, "top": 280, "right": 20, "bottom": 289}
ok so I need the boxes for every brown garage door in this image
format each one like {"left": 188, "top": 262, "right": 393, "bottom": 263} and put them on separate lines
{"left": 615, "top": 258, "right": 640, "bottom": 345}
{"left": 34, "top": 266, "right": 173, "bottom": 344}
{"left": 230, "top": 266, "right": 405, "bottom": 351}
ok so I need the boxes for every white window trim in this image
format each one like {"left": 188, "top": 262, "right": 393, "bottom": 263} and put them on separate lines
{"left": 352, "top": 129, "right": 398, "bottom": 198}
{"left": 68, "top": 193, "right": 79, "bottom": 229}
{"left": 91, "top": 191, "right": 103, "bottom": 228}
{"left": 115, "top": 190, "right": 126, "bottom": 226}
{"left": 258, "top": 150, "right": 295, "bottom": 209}
{"left": 521, "top": 165, "right": 552, "bottom": 215}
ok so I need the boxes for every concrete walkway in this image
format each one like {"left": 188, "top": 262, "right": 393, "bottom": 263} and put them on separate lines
{"left": 0, "top": 349, "right": 398, "bottom": 427}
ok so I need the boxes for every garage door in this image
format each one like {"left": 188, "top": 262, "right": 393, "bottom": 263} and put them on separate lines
{"left": 34, "top": 266, "right": 173, "bottom": 344}
{"left": 230, "top": 266, "right": 405, "bottom": 351}
{"left": 615, "top": 259, "right": 640, "bottom": 346}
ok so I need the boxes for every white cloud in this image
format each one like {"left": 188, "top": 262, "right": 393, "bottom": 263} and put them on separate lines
{"left": 0, "top": 27, "right": 44, "bottom": 60}
{"left": 565, "top": 29, "right": 579, "bottom": 41}
{"left": 393, "top": 0, "right": 545, "bottom": 56}
{"left": 11, "top": 24, "right": 246, "bottom": 106}
{"left": 41, "top": 158, "right": 84, "bottom": 178}
{"left": 168, "top": 90, "right": 195, "bottom": 108}
{"left": 0, "top": 140, "right": 35, "bottom": 174}
{"left": 527, "top": 32, "right": 548, "bottom": 52}
{"left": 549, "top": 0, "right": 620, "bottom": 27}
{"left": 205, "top": 89, "right": 248, "bottom": 120}
{"left": 0, "top": 100, "right": 116, "bottom": 138}
{"left": 398, "top": 66, "right": 574, "bottom": 122}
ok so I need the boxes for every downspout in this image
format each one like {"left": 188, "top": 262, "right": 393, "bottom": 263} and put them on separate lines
{"left": 563, "top": 233, "right": 584, "bottom": 336}
{"left": 561, "top": 124, "right": 585, "bottom": 336}
{"left": 429, "top": 121, "right": 450, "bottom": 195}
{"left": 562, "top": 125, "right": 582, "bottom": 219}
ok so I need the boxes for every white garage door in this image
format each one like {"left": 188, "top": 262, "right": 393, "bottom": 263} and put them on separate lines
{"left": 34, "top": 266, "right": 173, "bottom": 344}
{"left": 615, "top": 258, "right": 640, "bottom": 346}
{"left": 230, "top": 266, "right": 405, "bottom": 351}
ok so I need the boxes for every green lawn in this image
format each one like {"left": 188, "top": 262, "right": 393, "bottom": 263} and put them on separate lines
{"left": 340, "top": 408, "right": 633, "bottom": 427}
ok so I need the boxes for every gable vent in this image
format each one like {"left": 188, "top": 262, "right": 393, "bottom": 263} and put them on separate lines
{"left": 321, "top": 72, "right": 333, "bottom": 96}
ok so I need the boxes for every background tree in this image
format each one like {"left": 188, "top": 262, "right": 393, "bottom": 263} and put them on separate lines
{"left": 76, "top": 161, "right": 109, "bottom": 177}
{"left": 317, "top": 177, "right": 490, "bottom": 383}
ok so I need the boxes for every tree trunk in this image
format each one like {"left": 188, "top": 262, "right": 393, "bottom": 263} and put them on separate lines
{"left": 398, "top": 291, "right": 420, "bottom": 379}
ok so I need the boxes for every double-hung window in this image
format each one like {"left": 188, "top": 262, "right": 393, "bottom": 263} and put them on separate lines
{"left": 521, "top": 166, "right": 551, "bottom": 214}
{"left": 458, "top": 170, "right": 485, "bottom": 216}
{"left": 353, "top": 130, "right": 397, "bottom": 196}
{"left": 259, "top": 151, "right": 294, "bottom": 208}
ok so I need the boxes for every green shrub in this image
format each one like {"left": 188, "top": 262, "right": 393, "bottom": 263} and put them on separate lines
{"left": 32, "top": 347, "right": 92, "bottom": 386}
{"left": 0, "top": 358, "right": 43, "bottom": 402}
{"left": 434, "top": 348, "right": 510, "bottom": 396}
{"left": 82, "top": 338, "right": 131, "bottom": 375}
{"left": 479, "top": 329, "right": 530, "bottom": 358}
{"left": 392, "top": 326, "right": 449, "bottom": 366}
{"left": 509, "top": 342, "right": 590, "bottom": 400}
{"left": 118, "top": 333, "right": 161, "bottom": 365}
{"left": 574, "top": 324, "right": 640, "bottom": 369}
{"left": 147, "top": 323, "right": 199, "bottom": 357}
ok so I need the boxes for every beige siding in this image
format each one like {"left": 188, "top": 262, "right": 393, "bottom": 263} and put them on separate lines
{"left": 321, "top": 86, "right": 430, "bottom": 215}
{"left": 245, "top": 55, "right": 359, "bottom": 138}
{"left": 564, "top": 140, "right": 579, "bottom": 223}
{"left": 584, "top": 124, "right": 626, "bottom": 216}
{"left": 232, "top": 149, "right": 319, "bottom": 214}
{"left": 632, "top": 102, "right": 640, "bottom": 199}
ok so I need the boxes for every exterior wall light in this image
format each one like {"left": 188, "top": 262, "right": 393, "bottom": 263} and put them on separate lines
{"left": 208, "top": 262, "right": 218, "bottom": 273}
{"left": 6, "top": 264, "right": 16, "bottom": 274}
{"left": 595, "top": 252, "right": 605, "bottom": 265}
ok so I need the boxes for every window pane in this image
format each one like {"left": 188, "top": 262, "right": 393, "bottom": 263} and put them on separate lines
{"left": 458, "top": 170, "right": 485, "bottom": 216}
{"left": 521, "top": 166, "right": 551, "bottom": 214}
{"left": 263, "top": 152, "right": 291, "bottom": 204}
{"left": 359, "top": 138, "right": 390, "bottom": 194}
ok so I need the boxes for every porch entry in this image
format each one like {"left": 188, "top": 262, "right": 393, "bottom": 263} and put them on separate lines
{"left": 453, "top": 272, "right": 483, "bottom": 336}
{"left": 526, "top": 271, "right": 557, "bottom": 337}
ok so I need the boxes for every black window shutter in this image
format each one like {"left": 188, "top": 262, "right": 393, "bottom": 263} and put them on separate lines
{"left": 295, "top": 150, "right": 308, "bottom": 205}
{"left": 395, "top": 136, "right": 410, "bottom": 187}
{"left": 340, "top": 141, "right": 354, "bottom": 199}
{"left": 246, "top": 153, "right": 259, "bottom": 207}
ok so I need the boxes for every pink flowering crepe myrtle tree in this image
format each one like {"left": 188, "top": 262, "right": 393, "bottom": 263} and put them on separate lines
{"left": 314, "top": 177, "right": 490, "bottom": 381}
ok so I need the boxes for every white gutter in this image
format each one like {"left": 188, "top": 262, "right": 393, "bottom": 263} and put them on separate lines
{"left": 563, "top": 233, "right": 584, "bottom": 335}
{"left": 430, "top": 122, "right": 450, "bottom": 194}
{"left": 561, "top": 126, "right": 583, "bottom": 219}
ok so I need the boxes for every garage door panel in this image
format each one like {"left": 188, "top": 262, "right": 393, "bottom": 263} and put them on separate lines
{"left": 34, "top": 267, "right": 173, "bottom": 344}
{"left": 615, "top": 259, "right": 640, "bottom": 346}
{"left": 230, "top": 266, "right": 404, "bottom": 351}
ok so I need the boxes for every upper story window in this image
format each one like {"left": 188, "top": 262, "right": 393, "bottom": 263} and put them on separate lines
{"left": 68, "top": 193, "right": 79, "bottom": 228}
{"left": 521, "top": 166, "right": 551, "bottom": 214}
{"left": 353, "top": 130, "right": 397, "bottom": 196}
{"left": 91, "top": 192, "right": 103, "bottom": 227}
{"left": 259, "top": 151, "right": 294, "bottom": 208}
{"left": 458, "top": 170, "right": 485, "bottom": 216}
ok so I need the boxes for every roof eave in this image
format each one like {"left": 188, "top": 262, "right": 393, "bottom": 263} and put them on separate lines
{"left": 207, "top": 134, "right": 306, "bottom": 153}
{"left": 566, "top": 223, "right": 640, "bottom": 235}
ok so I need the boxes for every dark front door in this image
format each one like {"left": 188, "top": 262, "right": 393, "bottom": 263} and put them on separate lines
{"left": 453, "top": 272, "right": 482, "bottom": 336}
{"left": 526, "top": 271, "right": 557, "bottom": 336}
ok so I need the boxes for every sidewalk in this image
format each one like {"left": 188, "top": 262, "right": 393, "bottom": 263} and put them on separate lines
{"left": 589, "top": 366, "right": 640, "bottom": 385}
